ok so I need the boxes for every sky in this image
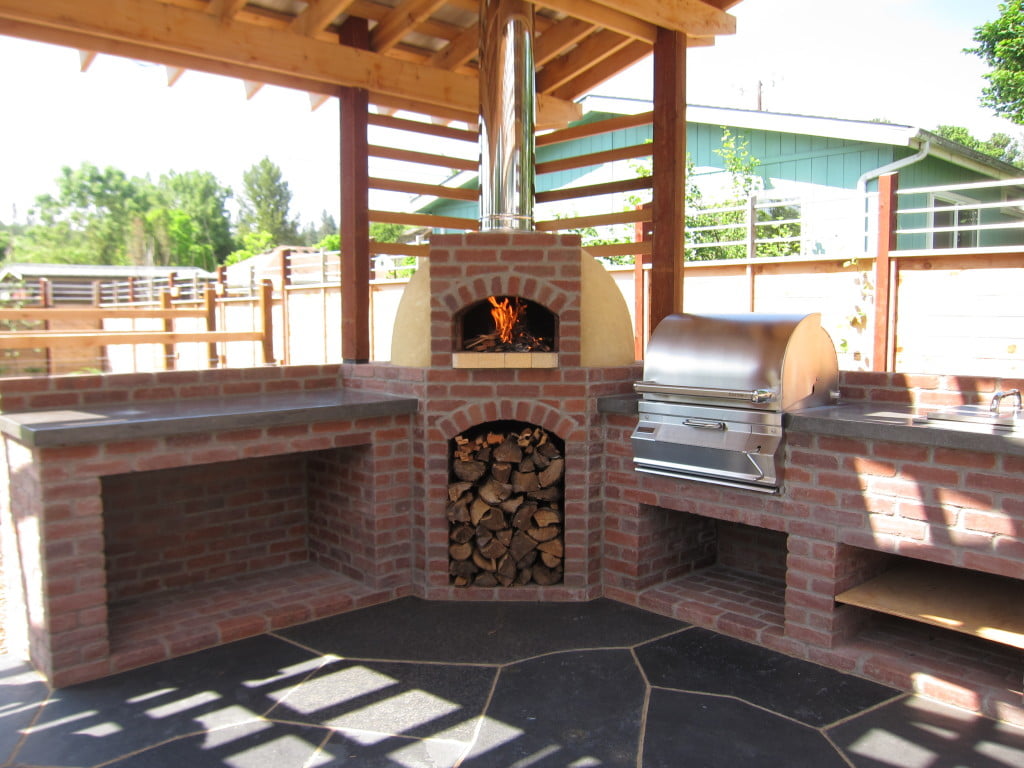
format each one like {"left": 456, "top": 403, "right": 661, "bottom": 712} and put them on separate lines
{"left": 0, "top": 0, "right": 1019, "bottom": 229}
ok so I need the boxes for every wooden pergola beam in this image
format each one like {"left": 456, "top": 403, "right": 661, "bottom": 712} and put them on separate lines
{"left": 587, "top": 0, "right": 735, "bottom": 37}
{"left": 533, "top": 0, "right": 657, "bottom": 44}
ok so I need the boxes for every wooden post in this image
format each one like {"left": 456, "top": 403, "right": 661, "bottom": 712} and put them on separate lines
{"left": 203, "top": 285, "right": 218, "bottom": 368}
{"left": 159, "top": 290, "right": 175, "bottom": 370}
{"left": 279, "top": 248, "right": 292, "bottom": 364}
{"left": 38, "top": 278, "right": 52, "bottom": 375}
{"left": 339, "top": 17, "right": 371, "bottom": 364}
{"left": 650, "top": 27, "right": 687, "bottom": 331}
{"left": 873, "top": 172, "right": 898, "bottom": 372}
{"left": 634, "top": 203, "right": 652, "bottom": 359}
{"left": 258, "top": 279, "right": 274, "bottom": 364}
{"left": 127, "top": 276, "right": 136, "bottom": 304}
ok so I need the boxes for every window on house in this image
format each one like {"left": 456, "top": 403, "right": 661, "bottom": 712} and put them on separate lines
{"left": 931, "top": 194, "right": 980, "bottom": 249}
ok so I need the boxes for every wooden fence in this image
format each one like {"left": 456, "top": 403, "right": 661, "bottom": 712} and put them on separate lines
{"left": 0, "top": 282, "right": 274, "bottom": 376}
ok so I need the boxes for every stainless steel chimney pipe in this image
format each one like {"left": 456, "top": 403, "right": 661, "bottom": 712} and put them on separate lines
{"left": 478, "top": 0, "right": 535, "bottom": 231}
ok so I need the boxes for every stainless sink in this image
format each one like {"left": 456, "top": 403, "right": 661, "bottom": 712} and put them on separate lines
{"left": 925, "top": 404, "right": 1024, "bottom": 431}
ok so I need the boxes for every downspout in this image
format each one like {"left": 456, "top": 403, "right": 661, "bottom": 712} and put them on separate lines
{"left": 856, "top": 138, "right": 932, "bottom": 196}
{"left": 856, "top": 139, "right": 931, "bottom": 251}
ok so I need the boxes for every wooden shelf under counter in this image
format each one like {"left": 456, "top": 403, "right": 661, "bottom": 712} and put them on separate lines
{"left": 835, "top": 561, "right": 1024, "bottom": 651}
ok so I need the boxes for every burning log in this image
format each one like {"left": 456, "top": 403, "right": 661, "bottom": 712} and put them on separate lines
{"left": 464, "top": 296, "right": 553, "bottom": 352}
{"left": 448, "top": 423, "right": 564, "bottom": 587}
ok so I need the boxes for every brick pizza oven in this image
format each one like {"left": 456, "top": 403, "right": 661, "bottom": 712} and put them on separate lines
{"left": 350, "top": 229, "right": 639, "bottom": 599}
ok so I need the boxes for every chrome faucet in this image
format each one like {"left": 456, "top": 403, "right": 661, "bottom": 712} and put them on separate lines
{"left": 990, "top": 389, "right": 1022, "bottom": 412}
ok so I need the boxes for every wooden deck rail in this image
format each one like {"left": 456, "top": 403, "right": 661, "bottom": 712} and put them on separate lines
{"left": 0, "top": 281, "right": 274, "bottom": 371}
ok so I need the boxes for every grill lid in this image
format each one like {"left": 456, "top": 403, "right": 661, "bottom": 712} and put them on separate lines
{"left": 636, "top": 312, "right": 839, "bottom": 412}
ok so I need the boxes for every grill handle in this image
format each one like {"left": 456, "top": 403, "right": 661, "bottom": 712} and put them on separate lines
{"left": 634, "top": 381, "right": 777, "bottom": 404}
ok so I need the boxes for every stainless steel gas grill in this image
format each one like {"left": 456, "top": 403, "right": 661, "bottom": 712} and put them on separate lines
{"left": 632, "top": 313, "right": 839, "bottom": 493}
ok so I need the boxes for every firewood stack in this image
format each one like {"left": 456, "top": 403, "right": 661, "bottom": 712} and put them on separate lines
{"left": 448, "top": 424, "right": 564, "bottom": 587}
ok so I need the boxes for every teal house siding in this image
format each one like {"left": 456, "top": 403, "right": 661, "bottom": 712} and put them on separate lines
{"left": 418, "top": 103, "right": 1023, "bottom": 248}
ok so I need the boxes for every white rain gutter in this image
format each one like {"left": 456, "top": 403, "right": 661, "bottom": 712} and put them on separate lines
{"left": 856, "top": 138, "right": 932, "bottom": 195}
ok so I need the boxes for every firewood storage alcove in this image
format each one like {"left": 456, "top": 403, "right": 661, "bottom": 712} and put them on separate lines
{"left": 448, "top": 420, "right": 565, "bottom": 587}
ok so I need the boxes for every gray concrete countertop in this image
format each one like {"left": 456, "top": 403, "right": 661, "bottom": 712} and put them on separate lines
{"left": 786, "top": 403, "right": 1024, "bottom": 456}
{"left": 0, "top": 389, "right": 419, "bottom": 447}
{"left": 597, "top": 394, "right": 1024, "bottom": 456}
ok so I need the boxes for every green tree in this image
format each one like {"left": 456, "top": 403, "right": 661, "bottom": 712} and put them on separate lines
{"left": 933, "top": 124, "right": 1024, "bottom": 166}
{"left": 237, "top": 157, "right": 299, "bottom": 245}
{"left": 225, "top": 230, "right": 275, "bottom": 266}
{"left": 299, "top": 209, "right": 338, "bottom": 246}
{"left": 24, "top": 163, "right": 154, "bottom": 265}
{"left": 969, "top": 1, "right": 1024, "bottom": 124}
{"left": 157, "top": 170, "right": 234, "bottom": 262}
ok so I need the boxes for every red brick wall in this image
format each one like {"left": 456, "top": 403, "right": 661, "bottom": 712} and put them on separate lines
{"left": 839, "top": 370, "right": 1024, "bottom": 408}
{"left": 0, "top": 364, "right": 342, "bottom": 413}
{"left": 103, "top": 454, "right": 310, "bottom": 603}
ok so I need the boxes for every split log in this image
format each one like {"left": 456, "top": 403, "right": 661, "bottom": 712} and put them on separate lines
{"left": 479, "top": 476, "right": 513, "bottom": 505}
{"left": 472, "top": 549, "right": 497, "bottom": 572}
{"left": 528, "top": 486, "right": 560, "bottom": 502}
{"left": 532, "top": 508, "right": 561, "bottom": 528}
{"left": 453, "top": 460, "right": 486, "bottom": 482}
{"left": 531, "top": 562, "right": 562, "bottom": 586}
{"left": 528, "top": 525, "right": 560, "bottom": 543}
{"left": 475, "top": 572, "right": 498, "bottom": 587}
{"left": 538, "top": 458, "right": 564, "bottom": 488}
{"left": 448, "top": 481, "right": 473, "bottom": 501}
{"left": 512, "top": 503, "right": 536, "bottom": 530}
{"left": 540, "top": 551, "right": 562, "bottom": 568}
{"left": 509, "top": 530, "right": 538, "bottom": 562}
{"left": 512, "top": 471, "right": 540, "bottom": 494}
{"left": 478, "top": 507, "right": 507, "bottom": 531}
{"left": 449, "top": 542, "right": 473, "bottom": 561}
{"left": 537, "top": 538, "right": 563, "bottom": 558}
{"left": 499, "top": 496, "right": 523, "bottom": 515}
{"left": 447, "top": 498, "right": 470, "bottom": 523}
{"left": 492, "top": 437, "right": 523, "bottom": 463}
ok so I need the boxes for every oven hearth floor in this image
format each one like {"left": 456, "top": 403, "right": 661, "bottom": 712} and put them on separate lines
{"left": 5, "top": 597, "right": 1023, "bottom": 767}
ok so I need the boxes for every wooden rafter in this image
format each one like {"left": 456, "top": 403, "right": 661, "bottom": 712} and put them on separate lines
{"left": 290, "top": 0, "right": 358, "bottom": 37}
{"left": 371, "top": 0, "right": 447, "bottom": 54}
{"left": 428, "top": 23, "right": 477, "bottom": 70}
{"left": 206, "top": 0, "right": 249, "bottom": 22}
{"left": 537, "top": 29, "right": 631, "bottom": 93}
{"left": 534, "top": 16, "right": 593, "bottom": 67}
{"left": 549, "top": 39, "right": 651, "bottom": 101}
{"left": 78, "top": 49, "right": 96, "bottom": 71}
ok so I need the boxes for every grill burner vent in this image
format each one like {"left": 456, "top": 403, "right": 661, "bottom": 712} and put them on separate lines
{"left": 632, "top": 313, "right": 839, "bottom": 492}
